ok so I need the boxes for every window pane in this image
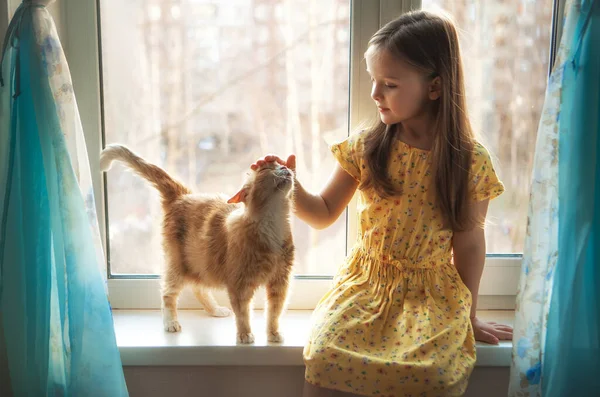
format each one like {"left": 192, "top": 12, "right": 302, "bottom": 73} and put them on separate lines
{"left": 422, "top": 0, "right": 553, "bottom": 253}
{"left": 100, "top": 0, "right": 351, "bottom": 275}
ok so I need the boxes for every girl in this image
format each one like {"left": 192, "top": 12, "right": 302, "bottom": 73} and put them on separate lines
{"left": 252, "top": 10, "right": 512, "bottom": 397}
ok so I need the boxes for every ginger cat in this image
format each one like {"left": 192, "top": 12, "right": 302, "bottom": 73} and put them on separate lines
{"left": 100, "top": 144, "right": 295, "bottom": 344}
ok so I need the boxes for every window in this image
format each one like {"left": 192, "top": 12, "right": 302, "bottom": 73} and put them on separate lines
{"left": 421, "top": 0, "right": 554, "bottom": 255}
{"left": 100, "top": 0, "right": 351, "bottom": 277}
{"left": 56, "top": 0, "right": 560, "bottom": 310}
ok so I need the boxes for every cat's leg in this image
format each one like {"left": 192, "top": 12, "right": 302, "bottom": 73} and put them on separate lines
{"left": 161, "top": 268, "right": 185, "bottom": 332}
{"left": 266, "top": 271, "right": 291, "bottom": 343}
{"left": 228, "top": 286, "right": 256, "bottom": 344}
{"left": 192, "top": 284, "right": 231, "bottom": 317}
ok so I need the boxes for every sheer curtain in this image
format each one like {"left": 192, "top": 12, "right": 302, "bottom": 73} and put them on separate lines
{"left": 0, "top": 1, "right": 128, "bottom": 395}
{"left": 509, "top": 0, "right": 600, "bottom": 395}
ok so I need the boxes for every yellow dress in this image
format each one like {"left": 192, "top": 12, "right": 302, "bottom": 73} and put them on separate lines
{"left": 303, "top": 132, "right": 505, "bottom": 397}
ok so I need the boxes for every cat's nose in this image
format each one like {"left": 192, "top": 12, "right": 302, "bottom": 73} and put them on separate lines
{"left": 277, "top": 168, "right": 291, "bottom": 177}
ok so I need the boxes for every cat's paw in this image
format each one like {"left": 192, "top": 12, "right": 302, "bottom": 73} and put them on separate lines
{"left": 237, "top": 332, "right": 255, "bottom": 344}
{"left": 164, "top": 320, "right": 182, "bottom": 332}
{"left": 268, "top": 331, "right": 284, "bottom": 343}
{"left": 209, "top": 306, "right": 231, "bottom": 317}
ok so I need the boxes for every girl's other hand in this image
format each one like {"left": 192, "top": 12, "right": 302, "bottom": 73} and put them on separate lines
{"left": 251, "top": 154, "right": 296, "bottom": 172}
{"left": 471, "top": 317, "right": 513, "bottom": 345}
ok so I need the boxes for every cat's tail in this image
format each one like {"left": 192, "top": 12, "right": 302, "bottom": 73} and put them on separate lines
{"left": 100, "top": 144, "right": 191, "bottom": 202}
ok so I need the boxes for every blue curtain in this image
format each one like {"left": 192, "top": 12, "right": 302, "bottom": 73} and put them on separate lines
{"left": 509, "top": 0, "right": 600, "bottom": 395}
{"left": 0, "top": 2, "right": 128, "bottom": 396}
{"left": 543, "top": 0, "right": 600, "bottom": 395}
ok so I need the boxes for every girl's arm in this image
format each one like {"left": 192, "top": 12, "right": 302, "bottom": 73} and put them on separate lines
{"left": 452, "top": 199, "right": 513, "bottom": 344}
{"left": 252, "top": 154, "right": 358, "bottom": 230}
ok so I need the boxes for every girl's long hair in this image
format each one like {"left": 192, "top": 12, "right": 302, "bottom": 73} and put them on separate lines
{"left": 360, "top": 10, "right": 476, "bottom": 231}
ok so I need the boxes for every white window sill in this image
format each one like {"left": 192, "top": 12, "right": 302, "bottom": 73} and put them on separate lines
{"left": 113, "top": 309, "right": 514, "bottom": 367}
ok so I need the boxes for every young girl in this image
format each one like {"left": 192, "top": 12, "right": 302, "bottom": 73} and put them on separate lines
{"left": 252, "top": 10, "right": 512, "bottom": 397}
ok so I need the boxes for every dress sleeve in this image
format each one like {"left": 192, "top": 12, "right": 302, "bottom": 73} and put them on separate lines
{"left": 330, "top": 133, "right": 364, "bottom": 182}
{"left": 469, "top": 143, "right": 505, "bottom": 202}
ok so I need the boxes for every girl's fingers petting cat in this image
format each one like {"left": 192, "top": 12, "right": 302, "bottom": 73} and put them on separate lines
{"left": 250, "top": 161, "right": 264, "bottom": 170}
{"left": 250, "top": 154, "right": 296, "bottom": 171}
{"left": 264, "top": 154, "right": 296, "bottom": 171}
{"left": 264, "top": 154, "right": 285, "bottom": 163}
{"left": 285, "top": 154, "right": 297, "bottom": 171}
{"left": 250, "top": 155, "right": 281, "bottom": 170}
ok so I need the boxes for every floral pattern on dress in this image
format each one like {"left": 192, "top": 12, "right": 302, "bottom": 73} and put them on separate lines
{"left": 304, "top": 132, "right": 504, "bottom": 396}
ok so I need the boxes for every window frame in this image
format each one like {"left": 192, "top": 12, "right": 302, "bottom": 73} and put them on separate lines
{"left": 10, "top": 0, "right": 563, "bottom": 310}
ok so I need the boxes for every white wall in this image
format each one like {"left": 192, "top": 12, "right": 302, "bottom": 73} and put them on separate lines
{"left": 123, "top": 366, "right": 510, "bottom": 397}
{"left": 0, "top": 359, "right": 509, "bottom": 397}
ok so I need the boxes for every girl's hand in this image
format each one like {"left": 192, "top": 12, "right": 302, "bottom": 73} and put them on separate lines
{"left": 471, "top": 317, "right": 513, "bottom": 345}
{"left": 250, "top": 154, "right": 296, "bottom": 172}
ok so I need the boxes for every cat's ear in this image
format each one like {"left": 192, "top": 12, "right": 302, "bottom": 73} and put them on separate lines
{"left": 227, "top": 187, "right": 248, "bottom": 204}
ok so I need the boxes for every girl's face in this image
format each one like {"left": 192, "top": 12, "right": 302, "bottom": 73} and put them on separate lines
{"left": 365, "top": 47, "right": 438, "bottom": 126}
